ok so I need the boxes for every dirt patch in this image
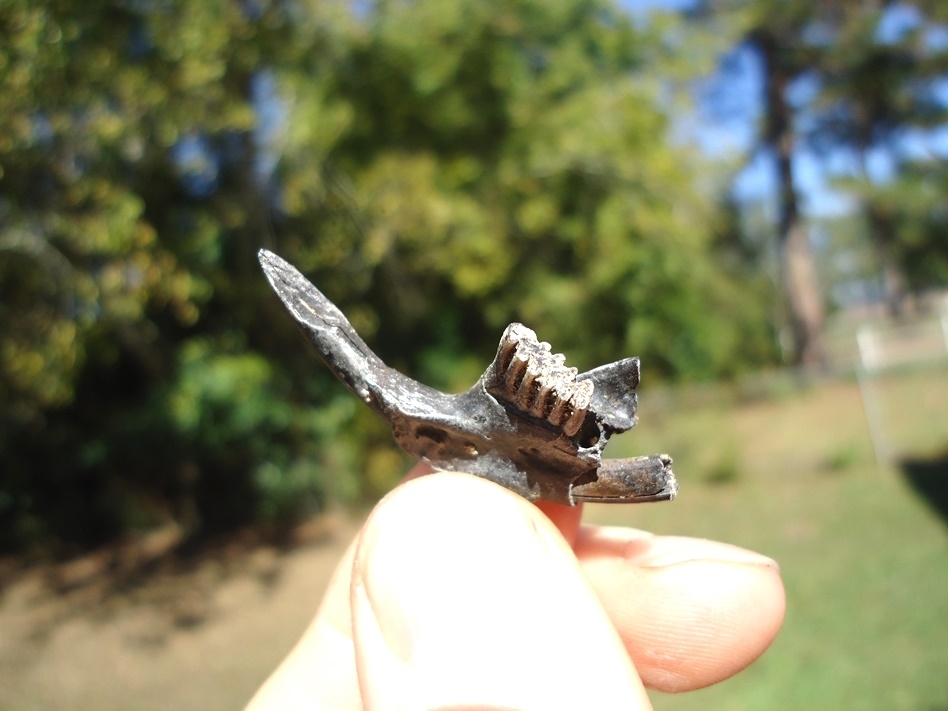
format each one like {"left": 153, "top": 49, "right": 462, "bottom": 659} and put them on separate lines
{"left": 0, "top": 514, "right": 360, "bottom": 711}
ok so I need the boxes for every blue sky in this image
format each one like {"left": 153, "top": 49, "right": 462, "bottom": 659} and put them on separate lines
{"left": 616, "top": 0, "right": 853, "bottom": 218}
{"left": 619, "top": 0, "right": 948, "bottom": 223}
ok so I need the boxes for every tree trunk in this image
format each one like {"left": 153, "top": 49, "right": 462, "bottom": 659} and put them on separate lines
{"left": 865, "top": 202, "right": 905, "bottom": 316}
{"left": 757, "top": 32, "right": 826, "bottom": 366}
{"left": 858, "top": 143, "right": 906, "bottom": 316}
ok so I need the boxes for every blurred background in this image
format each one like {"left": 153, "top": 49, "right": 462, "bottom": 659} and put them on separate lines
{"left": 1, "top": 0, "right": 946, "bottom": 708}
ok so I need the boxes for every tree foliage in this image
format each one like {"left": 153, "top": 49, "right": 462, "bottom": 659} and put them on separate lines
{"left": 694, "top": 0, "right": 948, "bottom": 326}
{"left": 808, "top": 1, "right": 948, "bottom": 308}
{"left": 1, "top": 0, "right": 778, "bottom": 553}
{"left": 689, "top": 0, "right": 837, "bottom": 365}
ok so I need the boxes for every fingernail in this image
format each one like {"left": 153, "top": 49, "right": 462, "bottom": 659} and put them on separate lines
{"left": 638, "top": 537, "right": 779, "bottom": 570}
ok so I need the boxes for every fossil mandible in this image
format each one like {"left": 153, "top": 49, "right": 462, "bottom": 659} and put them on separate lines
{"left": 259, "top": 249, "right": 677, "bottom": 506}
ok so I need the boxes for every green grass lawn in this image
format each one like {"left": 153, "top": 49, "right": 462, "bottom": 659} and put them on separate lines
{"left": 586, "top": 368, "right": 948, "bottom": 710}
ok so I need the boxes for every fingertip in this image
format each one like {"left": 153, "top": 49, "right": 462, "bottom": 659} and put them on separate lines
{"left": 635, "top": 558, "right": 785, "bottom": 692}
{"left": 401, "top": 461, "right": 434, "bottom": 483}
{"left": 351, "top": 472, "right": 650, "bottom": 710}
{"left": 577, "top": 529, "right": 786, "bottom": 692}
{"left": 400, "top": 464, "right": 584, "bottom": 545}
{"left": 534, "top": 500, "right": 583, "bottom": 546}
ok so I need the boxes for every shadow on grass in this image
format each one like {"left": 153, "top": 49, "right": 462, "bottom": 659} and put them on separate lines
{"left": 901, "top": 449, "right": 948, "bottom": 527}
{"left": 0, "top": 513, "right": 351, "bottom": 648}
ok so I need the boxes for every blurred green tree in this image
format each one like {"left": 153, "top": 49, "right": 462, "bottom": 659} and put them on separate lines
{"left": 0, "top": 0, "right": 777, "bottom": 553}
{"left": 0, "top": 0, "right": 321, "bottom": 551}
{"left": 691, "top": 0, "right": 948, "bottom": 328}
{"left": 806, "top": 1, "right": 948, "bottom": 312}
{"left": 687, "top": 0, "right": 831, "bottom": 365}
{"left": 271, "top": 0, "right": 776, "bottom": 380}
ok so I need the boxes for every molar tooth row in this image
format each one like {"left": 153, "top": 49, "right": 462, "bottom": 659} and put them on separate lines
{"left": 488, "top": 323, "right": 592, "bottom": 435}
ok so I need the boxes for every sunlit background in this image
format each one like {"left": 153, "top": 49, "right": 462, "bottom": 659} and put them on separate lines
{"left": 1, "top": 0, "right": 946, "bottom": 709}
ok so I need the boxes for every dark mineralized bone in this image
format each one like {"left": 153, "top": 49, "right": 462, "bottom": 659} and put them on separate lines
{"left": 258, "top": 249, "right": 677, "bottom": 506}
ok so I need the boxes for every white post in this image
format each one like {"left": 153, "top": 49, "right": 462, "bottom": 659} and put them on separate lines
{"left": 941, "top": 311, "right": 948, "bottom": 356}
{"left": 856, "top": 325, "right": 889, "bottom": 465}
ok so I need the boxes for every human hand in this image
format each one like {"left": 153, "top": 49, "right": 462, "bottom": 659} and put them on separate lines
{"left": 246, "top": 464, "right": 785, "bottom": 710}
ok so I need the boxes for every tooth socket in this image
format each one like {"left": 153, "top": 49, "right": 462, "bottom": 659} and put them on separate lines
{"left": 486, "top": 323, "right": 592, "bottom": 436}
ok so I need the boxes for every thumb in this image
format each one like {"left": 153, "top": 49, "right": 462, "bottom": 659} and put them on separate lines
{"left": 350, "top": 472, "right": 652, "bottom": 711}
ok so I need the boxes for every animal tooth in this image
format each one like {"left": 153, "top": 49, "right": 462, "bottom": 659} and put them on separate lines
{"left": 562, "top": 380, "right": 593, "bottom": 437}
{"left": 506, "top": 352, "right": 529, "bottom": 391}
{"left": 532, "top": 383, "right": 554, "bottom": 418}
{"left": 515, "top": 363, "right": 539, "bottom": 410}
